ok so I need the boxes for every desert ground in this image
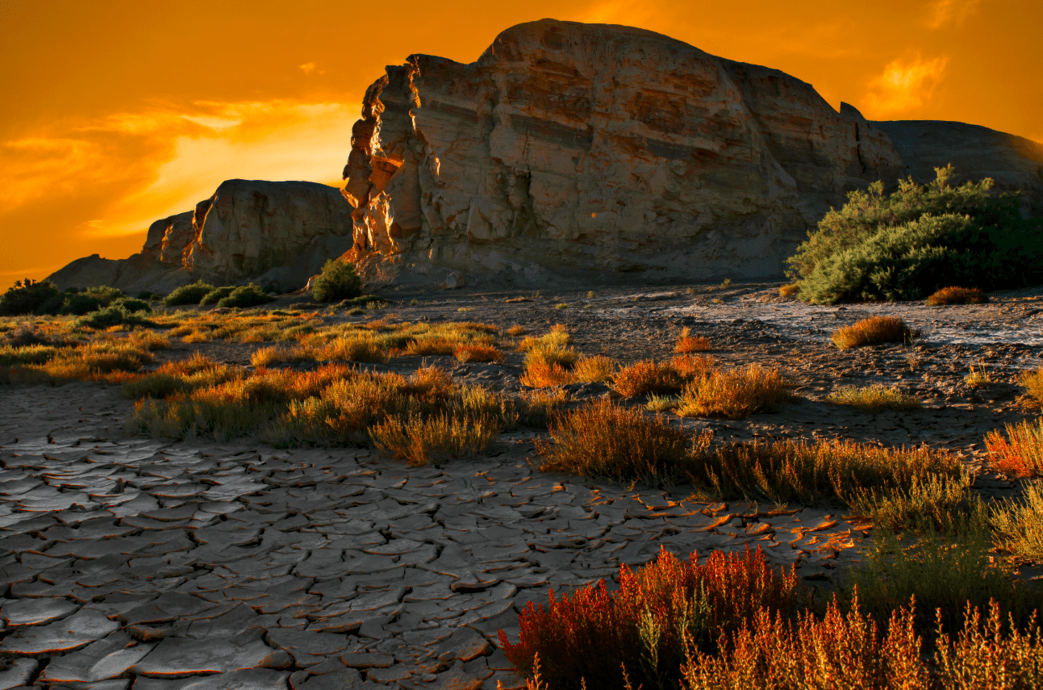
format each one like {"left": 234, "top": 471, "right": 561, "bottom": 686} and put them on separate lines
{"left": 1, "top": 280, "right": 1042, "bottom": 689}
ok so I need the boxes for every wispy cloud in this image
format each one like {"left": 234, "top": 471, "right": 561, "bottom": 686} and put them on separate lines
{"left": 299, "top": 62, "right": 319, "bottom": 75}
{"left": 863, "top": 54, "right": 949, "bottom": 116}
{"left": 926, "top": 0, "right": 982, "bottom": 28}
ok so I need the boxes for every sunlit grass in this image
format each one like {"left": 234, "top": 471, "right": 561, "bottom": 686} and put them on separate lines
{"left": 986, "top": 419, "right": 1043, "bottom": 477}
{"left": 673, "top": 327, "right": 710, "bottom": 353}
{"left": 612, "top": 360, "right": 685, "bottom": 397}
{"left": 832, "top": 316, "right": 916, "bottom": 349}
{"left": 676, "top": 364, "right": 791, "bottom": 419}
{"left": 827, "top": 383, "right": 921, "bottom": 413}
{"left": 927, "top": 286, "right": 988, "bottom": 305}
{"left": 992, "top": 481, "right": 1043, "bottom": 562}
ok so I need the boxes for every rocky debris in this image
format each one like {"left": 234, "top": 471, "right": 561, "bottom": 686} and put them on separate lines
{"left": 874, "top": 120, "right": 1043, "bottom": 217}
{"left": 342, "top": 19, "right": 903, "bottom": 288}
{"left": 48, "top": 180, "right": 354, "bottom": 295}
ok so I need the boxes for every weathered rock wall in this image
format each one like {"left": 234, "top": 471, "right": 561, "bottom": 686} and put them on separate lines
{"left": 341, "top": 19, "right": 905, "bottom": 286}
{"left": 48, "top": 181, "right": 354, "bottom": 294}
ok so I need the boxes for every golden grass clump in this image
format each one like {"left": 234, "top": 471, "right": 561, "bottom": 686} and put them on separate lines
{"left": 832, "top": 316, "right": 915, "bottom": 350}
{"left": 35, "top": 341, "right": 154, "bottom": 381}
{"left": 572, "top": 355, "right": 616, "bottom": 383}
{"left": 671, "top": 354, "right": 717, "bottom": 379}
{"left": 506, "top": 325, "right": 528, "bottom": 337}
{"left": 1019, "top": 368, "right": 1043, "bottom": 408}
{"left": 986, "top": 419, "right": 1043, "bottom": 477}
{"left": 926, "top": 286, "right": 989, "bottom": 305}
{"left": 537, "top": 398, "right": 687, "bottom": 481}
{"left": 687, "top": 437, "right": 965, "bottom": 512}
{"left": 520, "top": 360, "right": 575, "bottom": 388}
{"left": 403, "top": 336, "right": 458, "bottom": 356}
{"left": 778, "top": 283, "right": 800, "bottom": 297}
{"left": 992, "top": 481, "right": 1043, "bottom": 562}
{"left": 673, "top": 327, "right": 711, "bottom": 353}
{"left": 251, "top": 346, "right": 293, "bottom": 368}
{"left": 128, "top": 331, "right": 171, "bottom": 351}
{"left": 370, "top": 413, "right": 498, "bottom": 466}
{"left": 964, "top": 360, "right": 993, "bottom": 389}
{"left": 827, "top": 383, "right": 921, "bottom": 413}
{"left": 454, "top": 343, "right": 505, "bottom": 363}
{"left": 313, "top": 335, "right": 388, "bottom": 363}
{"left": 676, "top": 364, "right": 791, "bottom": 419}
{"left": 0, "top": 344, "right": 62, "bottom": 367}
{"left": 612, "top": 360, "right": 685, "bottom": 397}
{"left": 122, "top": 354, "right": 240, "bottom": 399}
{"left": 518, "top": 325, "right": 570, "bottom": 353}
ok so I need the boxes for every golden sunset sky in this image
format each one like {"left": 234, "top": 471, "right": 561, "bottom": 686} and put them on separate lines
{"left": 1, "top": 0, "right": 1039, "bottom": 290}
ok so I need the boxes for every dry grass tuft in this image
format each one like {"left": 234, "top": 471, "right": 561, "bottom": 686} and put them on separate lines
{"left": 827, "top": 384, "right": 921, "bottom": 413}
{"left": 454, "top": 343, "right": 505, "bottom": 363}
{"left": 572, "top": 355, "right": 616, "bottom": 384}
{"left": 520, "top": 360, "right": 575, "bottom": 388}
{"left": 927, "top": 286, "right": 989, "bottom": 305}
{"left": 506, "top": 325, "right": 528, "bottom": 337}
{"left": 992, "top": 481, "right": 1043, "bottom": 562}
{"left": 1019, "top": 368, "right": 1043, "bottom": 409}
{"left": 536, "top": 398, "right": 688, "bottom": 481}
{"left": 986, "top": 419, "right": 1043, "bottom": 477}
{"left": 370, "top": 413, "right": 498, "bottom": 466}
{"left": 832, "top": 316, "right": 915, "bottom": 350}
{"left": 673, "top": 327, "right": 711, "bottom": 353}
{"left": 676, "top": 364, "right": 791, "bottom": 419}
{"left": 964, "top": 360, "right": 993, "bottom": 389}
{"left": 778, "top": 283, "right": 801, "bottom": 297}
{"left": 612, "top": 360, "right": 686, "bottom": 397}
{"left": 671, "top": 354, "right": 717, "bottom": 379}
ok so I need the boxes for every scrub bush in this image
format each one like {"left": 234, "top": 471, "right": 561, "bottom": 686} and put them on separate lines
{"left": 163, "top": 281, "right": 216, "bottom": 306}
{"left": 312, "top": 259, "right": 363, "bottom": 302}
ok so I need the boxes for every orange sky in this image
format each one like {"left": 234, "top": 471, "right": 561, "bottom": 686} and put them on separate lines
{"left": 1, "top": 0, "right": 1040, "bottom": 290}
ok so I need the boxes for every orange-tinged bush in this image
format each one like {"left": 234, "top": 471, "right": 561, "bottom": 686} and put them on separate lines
{"left": 370, "top": 412, "right": 498, "bottom": 466}
{"left": 927, "top": 286, "right": 989, "bottom": 306}
{"left": 832, "top": 316, "right": 915, "bottom": 349}
{"left": 1019, "top": 368, "right": 1043, "bottom": 409}
{"left": 612, "top": 360, "right": 685, "bottom": 397}
{"left": 676, "top": 364, "right": 791, "bottom": 419}
{"left": 671, "top": 354, "right": 717, "bottom": 380}
{"left": 674, "top": 327, "right": 711, "bottom": 353}
{"left": 986, "top": 419, "right": 1043, "bottom": 477}
{"left": 680, "top": 596, "right": 927, "bottom": 690}
{"left": 507, "top": 325, "right": 528, "bottom": 337}
{"left": 520, "top": 360, "right": 575, "bottom": 388}
{"left": 314, "top": 335, "right": 387, "bottom": 363}
{"left": 404, "top": 337, "right": 458, "bottom": 356}
{"left": 454, "top": 343, "right": 505, "bottom": 363}
{"left": 500, "top": 547, "right": 801, "bottom": 690}
{"left": 536, "top": 398, "right": 689, "bottom": 481}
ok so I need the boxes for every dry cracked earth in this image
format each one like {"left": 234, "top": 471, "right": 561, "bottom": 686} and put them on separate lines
{"left": 2, "top": 280, "right": 1043, "bottom": 689}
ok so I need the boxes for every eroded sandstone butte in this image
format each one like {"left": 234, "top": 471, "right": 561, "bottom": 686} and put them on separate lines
{"left": 341, "top": 19, "right": 905, "bottom": 286}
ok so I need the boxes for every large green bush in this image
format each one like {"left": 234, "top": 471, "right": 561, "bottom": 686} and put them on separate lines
{"left": 312, "top": 259, "right": 363, "bottom": 302}
{"left": 790, "top": 165, "right": 1043, "bottom": 303}
{"left": 163, "top": 281, "right": 216, "bottom": 306}
{"left": 0, "top": 279, "right": 63, "bottom": 316}
{"left": 200, "top": 286, "right": 236, "bottom": 305}
{"left": 216, "top": 284, "right": 275, "bottom": 308}
{"left": 61, "top": 286, "right": 124, "bottom": 315}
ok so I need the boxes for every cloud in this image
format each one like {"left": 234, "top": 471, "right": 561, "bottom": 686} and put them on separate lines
{"left": 863, "top": 54, "right": 949, "bottom": 116}
{"left": 299, "top": 62, "right": 320, "bottom": 75}
{"left": 927, "top": 0, "right": 982, "bottom": 28}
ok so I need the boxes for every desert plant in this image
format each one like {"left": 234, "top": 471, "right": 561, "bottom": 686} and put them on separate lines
{"left": 790, "top": 165, "right": 1043, "bottom": 303}
{"left": 674, "top": 328, "right": 711, "bottom": 354}
{"left": 992, "top": 481, "right": 1043, "bottom": 562}
{"left": 76, "top": 306, "right": 154, "bottom": 330}
{"left": 927, "top": 286, "right": 989, "bottom": 305}
{"left": 676, "top": 364, "right": 791, "bottom": 419}
{"left": 0, "top": 344, "right": 61, "bottom": 367}
{"left": 520, "top": 388, "right": 570, "bottom": 427}
{"left": 312, "top": 259, "right": 363, "bottom": 302}
{"left": 1019, "top": 368, "right": 1043, "bottom": 408}
{"left": 986, "top": 419, "right": 1043, "bottom": 477}
{"left": 0, "top": 279, "right": 63, "bottom": 316}
{"left": 61, "top": 286, "right": 124, "bottom": 315}
{"left": 520, "top": 360, "right": 575, "bottom": 388}
{"left": 112, "top": 297, "right": 152, "bottom": 313}
{"left": 573, "top": 355, "right": 616, "bottom": 383}
{"left": 216, "top": 284, "right": 275, "bottom": 308}
{"left": 847, "top": 473, "right": 982, "bottom": 533}
{"left": 778, "top": 283, "right": 800, "bottom": 297}
{"left": 827, "top": 384, "right": 921, "bottom": 413}
{"left": 370, "top": 412, "right": 498, "bottom": 466}
{"left": 199, "top": 286, "right": 235, "bottom": 305}
{"left": 536, "top": 398, "right": 689, "bottom": 482}
{"left": 163, "top": 281, "right": 216, "bottom": 306}
{"left": 686, "top": 437, "right": 964, "bottom": 508}
{"left": 613, "top": 360, "right": 686, "bottom": 397}
{"left": 507, "top": 325, "right": 529, "bottom": 337}
{"left": 934, "top": 601, "right": 1043, "bottom": 688}
{"left": 832, "top": 316, "right": 915, "bottom": 349}
{"left": 501, "top": 547, "right": 801, "bottom": 690}
{"left": 454, "top": 344, "right": 505, "bottom": 363}
{"left": 671, "top": 354, "right": 717, "bottom": 379}
{"left": 965, "top": 360, "right": 993, "bottom": 389}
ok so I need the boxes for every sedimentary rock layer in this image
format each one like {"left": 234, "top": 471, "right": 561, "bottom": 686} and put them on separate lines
{"left": 341, "top": 19, "right": 904, "bottom": 286}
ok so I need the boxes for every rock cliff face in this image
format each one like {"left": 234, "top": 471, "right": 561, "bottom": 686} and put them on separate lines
{"left": 341, "top": 19, "right": 904, "bottom": 286}
{"left": 49, "top": 180, "right": 354, "bottom": 294}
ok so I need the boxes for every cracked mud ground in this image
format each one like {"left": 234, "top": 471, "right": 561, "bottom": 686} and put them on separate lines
{"left": 2, "top": 281, "right": 1042, "bottom": 689}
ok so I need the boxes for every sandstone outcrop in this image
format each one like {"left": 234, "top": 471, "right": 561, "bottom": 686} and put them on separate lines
{"left": 872, "top": 120, "right": 1043, "bottom": 217}
{"left": 48, "top": 180, "right": 353, "bottom": 294}
{"left": 341, "top": 19, "right": 905, "bottom": 286}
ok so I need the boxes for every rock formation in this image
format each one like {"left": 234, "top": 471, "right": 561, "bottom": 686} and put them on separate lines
{"left": 48, "top": 180, "right": 354, "bottom": 294}
{"left": 340, "top": 19, "right": 905, "bottom": 286}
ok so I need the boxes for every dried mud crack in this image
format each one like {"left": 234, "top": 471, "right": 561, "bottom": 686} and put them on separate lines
{"left": 2, "top": 280, "right": 1043, "bottom": 689}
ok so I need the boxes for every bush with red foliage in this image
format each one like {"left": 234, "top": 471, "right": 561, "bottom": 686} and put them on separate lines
{"left": 499, "top": 546, "right": 801, "bottom": 690}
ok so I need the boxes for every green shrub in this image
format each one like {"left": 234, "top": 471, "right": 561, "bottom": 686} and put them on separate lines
{"left": 199, "top": 286, "right": 236, "bottom": 305}
{"left": 76, "top": 306, "right": 153, "bottom": 329}
{"left": 790, "top": 165, "right": 1043, "bottom": 303}
{"left": 163, "top": 281, "right": 216, "bottom": 306}
{"left": 0, "top": 279, "right": 63, "bottom": 316}
{"left": 136, "top": 291, "right": 157, "bottom": 301}
{"left": 216, "top": 284, "right": 275, "bottom": 308}
{"left": 312, "top": 259, "right": 363, "bottom": 302}
{"left": 111, "top": 298, "right": 152, "bottom": 313}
